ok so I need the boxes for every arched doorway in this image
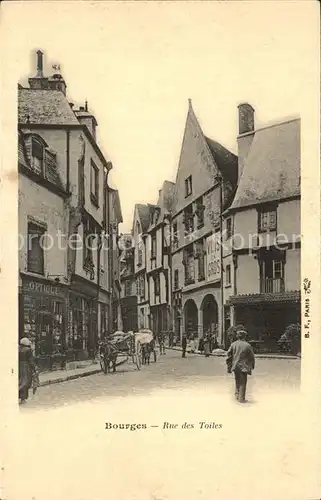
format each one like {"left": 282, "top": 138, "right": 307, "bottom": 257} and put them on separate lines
{"left": 184, "top": 299, "right": 198, "bottom": 337}
{"left": 201, "top": 294, "right": 218, "bottom": 335}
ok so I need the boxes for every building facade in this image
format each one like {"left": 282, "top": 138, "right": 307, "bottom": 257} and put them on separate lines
{"left": 223, "top": 104, "right": 300, "bottom": 349}
{"left": 119, "top": 235, "right": 138, "bottom": 333}
{"left": 18, "top": 50, "right": 122, "bottom": 369}
{"left": 145, "top": 181, "right": 175, "bottom": 337}
{"left": 132, "top": 204, "right": 158, "bottom": 329}
{"left": 170, "top": 100, "right": 238, "bottom": 345}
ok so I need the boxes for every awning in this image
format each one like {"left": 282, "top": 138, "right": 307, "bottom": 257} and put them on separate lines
{"left": 227, "top": 291, "right": 300, "bottom": 306}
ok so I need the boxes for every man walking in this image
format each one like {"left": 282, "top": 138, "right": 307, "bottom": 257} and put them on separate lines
{"left": 226, "top": 329, "right": 255, "bottom": 403}
{"left": 182, "top": 334, "right": 187, "bottom": 358}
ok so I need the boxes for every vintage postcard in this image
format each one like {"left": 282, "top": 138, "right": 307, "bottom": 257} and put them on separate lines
{"left": 0, "top": 1, "right": 320, "bottom": 499}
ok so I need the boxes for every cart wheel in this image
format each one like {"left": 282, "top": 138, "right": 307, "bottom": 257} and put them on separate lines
{"left": 153, "top": 350, "right": 157, "bottom": 363}
{"left": 135, "top": 342, "right": 142, "bottom": 370}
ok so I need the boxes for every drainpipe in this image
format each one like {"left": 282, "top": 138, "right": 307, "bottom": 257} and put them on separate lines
{"left": 66, "top": 129, "right": 70, "bottom": 193}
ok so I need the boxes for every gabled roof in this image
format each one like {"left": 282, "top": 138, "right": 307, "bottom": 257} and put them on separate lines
{"left": 230, "top": 118, "right": 300, "bottom": 211}
{"left": 172, "top": 100, "right": 238, "bottom": 213}
{"left": 205, "top": 137, "right": 238, "bottom": 187}
{"left": 18, "top": 87, "right": 79, "bottom": 125}
{"left": 136, "top": 203, "right": 158, "bottom": 233}
{"left": 109, "top": 187, "right": 123, "bottom": 224}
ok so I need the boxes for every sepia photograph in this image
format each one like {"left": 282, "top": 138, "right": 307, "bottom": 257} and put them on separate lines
{"left": 0, "top": 1, "right": 320, "bottom": 500}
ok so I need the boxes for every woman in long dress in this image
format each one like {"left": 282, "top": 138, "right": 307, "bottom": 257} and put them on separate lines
{"left": 19, "top": 337, "right": 37, "bottom": 404}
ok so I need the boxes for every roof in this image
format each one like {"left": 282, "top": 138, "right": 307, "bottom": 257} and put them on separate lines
{"left": 205, "top": 137, "right": 238, "bottom": 186}
{"left": 230, "top": 118, "right": 300, "bottom": 210}
{"left": 109, "top": 188, "right": 123, "bottom": 224}
{"left": 172, "top": 100, "right": 239, "bottom": 214}
{"left": 136, "top": 203, "right": 158, "bottom": 233}
{"left": 18, "top": 87, "right": 79, "bottom": 125}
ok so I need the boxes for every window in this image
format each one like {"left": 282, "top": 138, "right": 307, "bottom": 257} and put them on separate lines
{"left": 183, "top": 205, "right": 194, "bottom": 235}
{"left": 226, "top": 218, "right": 232, "bottom": 239}
{"left": 263, "top": 260, "right": 284, "bottom": 280}
{"left": 151, "top": 235, "right": 157, "bottom": 258}
{"left": 124, "top": 280, "right": 132, "bottom": 296}
{"left": 259, "top": 207, "right": 277, "bottom": 232}
{"left": 261, "top": 258, "right": 284, "bottom": 293}
{"left": 78, "top": 157, "right": 85, "bottom": 206}
{"left": 90, "top": 160, "right": 99, "bottom": 205}
{"left": 27, "top": 222, "right": 45, "bottom": 275}
{"left": 195, "top": 240, "right": 205, "bottom": 281}
{"left": 83, "top": 217, "right": 95, "bottom": 278}
{"left": 225, "top": 264, "right": 231, "bottom": 286}
{"left": 137, "top": 275, "right": 145, "bottom": 298}
{"left": 154, "top": 274, "right": 160, "bottom": 296}
{"left": 174, "top": 269, "right": 179, "bottom": 290}
{"left": 185, "top": 175, "right": 192, "bottom": 197}
{"left": 195, "top": 197, "right": 205, "bottom": 228}
{"left": 183, "top": 244, "right": 195, "bottom": 285}
{"left": 172, "top": 222, "right": 179, "bottom": 249}
{"left": 31, "top": 139, "right": 44, "bottom": 174}
{"left": 137, "top": 245, "right": 143, "bottom": 267}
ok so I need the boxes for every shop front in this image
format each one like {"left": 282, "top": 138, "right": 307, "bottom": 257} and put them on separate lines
{"left": 228, "top": 292, "right": 301, "bottom": 352}
{"left": 20, "top": 274, "right": 68, "bottom": 371}
{"left": 150, "top": 304, "right": 169, "bottom": 338}
{"left": 68, "top": 276, "right": 98, "bottom": 361}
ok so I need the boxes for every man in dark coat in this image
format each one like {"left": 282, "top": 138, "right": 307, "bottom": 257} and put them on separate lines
{"left": 19, "top": 337, "right": 37, "bottom": 403}
{"left": 182, "top": 334, "right": 187, "bottom": 358}
{"left": 226, "top": 329, "right": 255, "bottom": 403}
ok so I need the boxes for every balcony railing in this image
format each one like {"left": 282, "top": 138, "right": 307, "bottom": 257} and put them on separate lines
{"left": 260, "top": 278, "right": 285, "bottom": 294}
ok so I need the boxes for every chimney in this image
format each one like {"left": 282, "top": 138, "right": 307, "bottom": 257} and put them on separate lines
{"left": 36, "top": 50, "right": 44, "bottom": 77}
{"left": 238, "top": 103, "right": 255, "bottom": 135}
{"left": 28, "top": 49, "right": 49, "bottom": 90}
{"left": 237, "top": 103, "right": 255, "bottom": 182}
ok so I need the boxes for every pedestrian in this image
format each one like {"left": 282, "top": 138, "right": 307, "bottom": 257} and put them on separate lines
{"left": 189, "top": 337, "right": 196, "bottom": 353}
{"left": 182, "top": 334, "right": 187, "bottom": 358}
{"left": 19, "top": 337, "right": 38, "bottom": 404}
{"left": 169, "top": 330, "right": 174, "bottom": 348}
{"left": 159, "top": 331, "right": 166, "bottom": 355}
{"left": 203, "top": 333, "right": 210, "bottom": 357}
{"left": 226, "top": 329, "right": 255, "bottom": 403}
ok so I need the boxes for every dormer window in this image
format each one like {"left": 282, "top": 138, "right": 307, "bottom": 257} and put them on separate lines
{"left": 31, "top": 138, "right": 44, "bottom": 174}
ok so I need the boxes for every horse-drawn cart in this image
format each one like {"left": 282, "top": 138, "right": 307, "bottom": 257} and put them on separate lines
{"left": 98, "top": 330, "right": 156, "bottom": 374}
{"left": 99, "top": 331, "right": 142, "bottom": 373}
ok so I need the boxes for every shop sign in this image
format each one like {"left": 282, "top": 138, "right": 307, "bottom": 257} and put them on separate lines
{"left": 205, "top": 232, "right": 221, "bottom": 282}
{"left": 23, "top": 280, "right": 65, "bottom": 297}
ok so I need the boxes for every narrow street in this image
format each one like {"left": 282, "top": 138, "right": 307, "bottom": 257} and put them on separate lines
{"left": 6, "top": 352, "right": 314, "bottom": 500}
{"left": 22, "top": 350, "right": 300, "bottom": 410}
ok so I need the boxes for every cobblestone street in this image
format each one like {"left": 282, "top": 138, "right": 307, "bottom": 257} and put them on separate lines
{"left": 6, "top": 354, "right": 318, "bottom": 500}
{"left": 22, "top": 349, "right": 300, "bottom": 410}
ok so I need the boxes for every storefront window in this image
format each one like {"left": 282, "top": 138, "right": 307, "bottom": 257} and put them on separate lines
{"left": 52, "top": 300, "right": 64, "bottom": 354}
{"left": 70, "top": 295, "right": 84, "bottom": 351}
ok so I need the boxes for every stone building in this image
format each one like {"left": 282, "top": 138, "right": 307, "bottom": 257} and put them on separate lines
{"left": 145, "top": 181, "right": 175, "bottom": 336}
{"left": 18, "top": 50, "right": 122, "bottom": 369}
{"left": 119, "top": 234, "right": 138, "bottom": 333}
{"left": 170, "top": 100, "right": 238, "bottom": 345}
{"left": 223, "top": 104, "right": 300, "bottom": 349}
{"left": 132, "top": 203, "right": 158, "bottom": 329}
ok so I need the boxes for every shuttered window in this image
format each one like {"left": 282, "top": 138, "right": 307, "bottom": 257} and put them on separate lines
{"left": 27, "top": 222, "right": 45, "bottom": 275}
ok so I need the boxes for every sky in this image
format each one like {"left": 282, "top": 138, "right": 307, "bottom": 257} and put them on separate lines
{"left": 1, "top": 1, "right": 319, "bottom": 231}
